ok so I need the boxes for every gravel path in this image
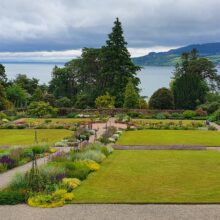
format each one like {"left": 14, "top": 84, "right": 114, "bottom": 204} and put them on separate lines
{"left": 113, "top": 145, "right": 220, "bottom": 150}
{"left": 1, "top": 204, "right": 220, "bottom": 220}
{"left": 0, "top": 147, "right": 71, "bottom": 189}
{"left": 89, "top": 118, "right": 127, "bottom": 143}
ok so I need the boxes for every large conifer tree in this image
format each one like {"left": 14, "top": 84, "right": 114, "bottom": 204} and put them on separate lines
{"left": 100, "top": 18, "right": 141, "bottom": 107}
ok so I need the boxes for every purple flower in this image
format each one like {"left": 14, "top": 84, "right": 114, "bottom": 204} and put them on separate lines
{"left": 0, "top": 156, "right": 15, "bottom": 168}
{"left": 55, "top": 173, "right": 65, "bottom": 181}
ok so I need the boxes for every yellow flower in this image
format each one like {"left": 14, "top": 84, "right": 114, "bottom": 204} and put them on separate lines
{"left": 62, "top": 178, "right": 81, "bottom": 189}
{"left": 63, "top": 193, "right": 74, "bottom": 201}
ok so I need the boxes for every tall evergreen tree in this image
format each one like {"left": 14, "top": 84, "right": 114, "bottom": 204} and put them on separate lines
{"left": 101, "top": 18, "right": 141, "bottom": 107}
{"left": 172, "top": 73, "right": 208, "bottom": 109}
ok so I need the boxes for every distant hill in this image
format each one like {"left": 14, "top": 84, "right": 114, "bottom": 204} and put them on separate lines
{"left": 132, "top": 42, "right": 220, "bottom": 66}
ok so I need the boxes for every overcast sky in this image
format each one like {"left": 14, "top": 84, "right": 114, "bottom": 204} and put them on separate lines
{"left": 1, "top": 0, "right": 220, "bottom": 60}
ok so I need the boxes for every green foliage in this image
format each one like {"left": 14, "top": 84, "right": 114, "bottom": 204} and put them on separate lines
{"left": 101, "top": 18, "right": 141, "bottom": 107}
{"left": 171, "top": 49, "right": 219, "bottom": 109}
{"left": 27, "top": 101, "right": 57, "bottom": 117}
{"left": 9, "top": 173, "right": 28, "bottom": 190}
{"left": 95, "top": 93, "right": 115, "bottom": 109}
{"left": 0, "top": 190, "right": 25, "bottom": 205}
{"left": 0, "top": 64, "right": 7, "bottom": 85}
{"left": 173, "top": 73, "right": 208, "bottom": 109}
{"left": 149, "top": 87, "right": 174, "bottom": 109}
{"left": 67, "top": 112, "right": 77, "bottom": 118}
{"left": 199, "top": 102, "right": 220, "bottom": 114}
{"left": 31, "top": 144, "right": 49, "bottom": 154}
{"left": 155, "top": 113, "right": 166, "bottom": 119}
{"left": 48, "top": 19, "right": 140, "bottom": 108}
{"left": 0, "top": 112, "right": 7, "bottom": 119}
{"left": 72, "top": 150, "right": 106, "bottom": 164}
{"left": 182, "top": 110, "right": 196, "bottom": 119}
{"left": 56, "top": 97, "right": 72, "bottom": 107}
{"left": 6, "top": 84, "right": 28, "bottom": 108}
{"left": 0, "top": 83, "right": 11, "bottom": 110}
{"left": 214, "top": 108, "right": 220, "bottom": 121}
{"left": 123, "top": 79, "right": 140, "bottom": 108}
{"left": 31, "top": 87, "right": 44, "bottom": 102}
{"left": 75, "top": 93, "right": 89, "bottom": 109}
{"left": 14, "top": 74, "right": 39, "bottom": 95}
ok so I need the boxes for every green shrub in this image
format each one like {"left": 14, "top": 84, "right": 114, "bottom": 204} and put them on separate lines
{"left": 67, "top": 161, "right": 90, "bottom": 180}
{"left": 127, "top": 112, "right": 143, "bottom": 118}
{"left": 214, "top": 108, "right": 220, "bottom": 121}
{"left": 0, "top": 112, "right": 7, "bottom": 119}
{"left": 170, "top": 112, "right": 182, "bottom": 119}
{"left": 58, "top": 161, "right": 90, "bottom": 180}
{"left": 27, "top": 101, "right": 58, "bottom": 118}
{"left": 31, "top": 144, "right": 49, "bottom": 154}
{"left": 72, "top": 150, "right": 106, "bottom": 163}
{"left": 0, "top": 190, "right": 26, "bottom": 205}
{"left": 67, "top": 113, "right": 77, "bottom": 118}
{"left": 199, "top": 102, "right": 220, "bottom": 114}
{"left": 155, "top": 113, "right": 166, "bottom": 119}
{"left": 182, "top": 110, "right": 196, "bottom": 119}
{"left": 149, "top": 88, "right": 174, "bottom": 110}
{"left": 9, "top": 173, "right": 28, "bottom": 190}
{"left": 86, "top": 143, "right": 113, "bottom": 157}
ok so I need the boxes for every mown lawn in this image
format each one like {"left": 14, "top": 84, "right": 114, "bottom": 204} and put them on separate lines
{"left": 73, "top": 150, "right": 220, "bottom": 203}
{"left": 116, "top": 130, "right": 220, "bottom": 146}
{"left": 0, "top": 129, "right": 73, "bottom": 146}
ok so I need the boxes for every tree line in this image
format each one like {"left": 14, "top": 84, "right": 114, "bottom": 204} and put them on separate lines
{"left": 0, "top": 18, "right": 220, "bottom": 113}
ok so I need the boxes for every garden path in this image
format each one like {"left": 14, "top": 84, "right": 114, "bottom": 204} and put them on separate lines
{"left": 113, "top": 145, "right": 220, "bottom": 150}
{"left": 1, "top": 204, "right": 220, "bottom": 220}
{"left": 89, "top": 117, "right": 127, "bottom": 143}
{"left": 0, "top": 147, "right": 71, "bottom": 189}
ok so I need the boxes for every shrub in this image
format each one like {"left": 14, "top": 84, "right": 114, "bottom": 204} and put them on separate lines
{"left": 65, "top": 161, "right": 91, "bottom": 180}
{"left": 0, "top": 190, "right": 26, "bottom": 205}
{"left": 40, "top": 165, "right": 66, "bottom": 183}
{"left": 67, "top": 113, "right": 77, "bottom": 118}
{"left": 72, "top": 150, "right": 106, "bottom": 163}
{"left": 182, "top": 110, "right": 196, "bottom": 119}
{"left": 9, "top": 173, "right": 28, "bottom": 190}
{"left": 199, "top": 102, "right": 220, "bottom": 114}
{"left": 56, "top": 97, "right": 72, "bottom": 108}
{"left": 27, "top": 101, "right": 58, "bottom": 118}
{"left": 0, "top": 112, "right": 7, "bottom": 119}
{"left": 95, "top": 93, "right": 115, "bottom": 109}
{"left": 86, "top": 143, "right": 113, "bottom": 157}
{"left": 149, "top": 88, "right": 174, "bottom": 110}
{"left": 155, "top": 113, "right": 166, "bottom": 119}
{"left": 31, "top": 144, "right": 49, "bottom": 154}
{"left": 170, "top": 112, "right": 182, "bottom": 119}
{"left": 214, "top": 108, "right": 220, "bottom": 121}
{"left": 127, "top": 112, "right": 142, "bottom": 118}
{"left": 196, "top": 108, "right": 208, "bottom": 117}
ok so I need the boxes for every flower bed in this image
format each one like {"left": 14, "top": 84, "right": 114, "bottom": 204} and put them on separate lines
{"left": 0, "top": 144, "right": 57, "bottom": 173}
{"left": 129, "top": 119, "right": 206, "bottom": 130}
{"left": 0, "top": 143, "right": 113, "bottom": 207}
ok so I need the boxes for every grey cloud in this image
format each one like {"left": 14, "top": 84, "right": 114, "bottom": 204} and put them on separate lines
{"left": 0, "top": 0, "right": 220, "bottom": 52}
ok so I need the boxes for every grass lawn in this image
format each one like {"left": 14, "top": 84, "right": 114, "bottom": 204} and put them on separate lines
{"left": 116, "top": 130, "right": 220, "bottom": 146}
{"left": 73, "top": 150, "right": 220, "bottom": 203}
{"left": 0, "top": 129, "right": 73, "bottom": 146}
